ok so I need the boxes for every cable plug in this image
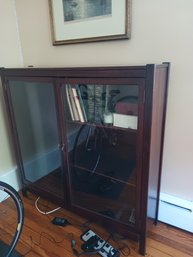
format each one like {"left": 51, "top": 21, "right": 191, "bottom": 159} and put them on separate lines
{"left": 51, "top": 217, "right": 71, "bottom": 226}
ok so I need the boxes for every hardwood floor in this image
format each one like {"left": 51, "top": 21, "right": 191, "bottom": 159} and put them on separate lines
{"left": 0, "top": 192, "right": 193, "bottom": 257}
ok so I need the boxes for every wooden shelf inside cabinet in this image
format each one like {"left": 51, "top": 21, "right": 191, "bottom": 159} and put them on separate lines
{"left": 71, "top": 164, "right": 137, "bottom": 188}
{"left": 67, "top": 119, "right": 138, "bottom": 132}
{"left": 72, "top": 189, "right": 136, "bottom": 227}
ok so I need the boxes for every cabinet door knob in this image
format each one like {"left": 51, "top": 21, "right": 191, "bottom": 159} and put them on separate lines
{"left": 58, "top": 143, "right": 65, "bottom": 151}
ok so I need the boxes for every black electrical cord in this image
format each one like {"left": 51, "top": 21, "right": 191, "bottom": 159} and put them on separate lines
{"left": 73, "top": 124, "right": 103, "bottom": 181}
{"left": 0, "top": 181, "right": 24, "bottom": 257}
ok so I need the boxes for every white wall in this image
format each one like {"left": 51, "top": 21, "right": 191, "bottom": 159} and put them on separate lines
{"left": 0, "top": 0, "right": 23, "bottom": 177}
{"left": 14, "top": 0, "right": 193, "bottom": 201}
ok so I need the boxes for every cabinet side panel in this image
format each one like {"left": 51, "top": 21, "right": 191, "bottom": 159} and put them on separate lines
{"left": 148, "top": 66, "right": 168, "bottom": 219}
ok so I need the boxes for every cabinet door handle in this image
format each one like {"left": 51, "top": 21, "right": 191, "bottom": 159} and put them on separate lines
{"left": 58, "top": 143, "right": 65, "bottom": 151}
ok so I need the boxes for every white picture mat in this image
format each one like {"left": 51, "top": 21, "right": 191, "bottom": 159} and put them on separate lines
{"left": 51, "top": 0, "right": 127, "bottom": 41}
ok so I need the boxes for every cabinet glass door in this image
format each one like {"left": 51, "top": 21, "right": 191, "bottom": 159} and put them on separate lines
{"left": 62, "top": 83, "right": 143, "bottom": 226}
{"left": 8, "top": 80, "right": 64, "bottom": 200}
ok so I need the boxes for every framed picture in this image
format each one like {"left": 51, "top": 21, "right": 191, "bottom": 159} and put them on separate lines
{"left": 49, "top": 0, "right": 131, "bottom": 45}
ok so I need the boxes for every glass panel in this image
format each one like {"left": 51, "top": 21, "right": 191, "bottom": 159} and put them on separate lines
{"left": 72, "top": 175, "right": 136, "bottom": 225}
{"left": 63, "top": 84, "right": 139, "bottom": 226}
{"left": 9, "top": 81, "right": 63, "bottom": 197}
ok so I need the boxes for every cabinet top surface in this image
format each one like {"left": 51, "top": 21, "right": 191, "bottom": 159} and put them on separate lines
{"left": 0, "top": 63, "right": 169, "bottom": 79}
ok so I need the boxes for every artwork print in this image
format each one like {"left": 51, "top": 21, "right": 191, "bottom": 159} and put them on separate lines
{"left": 49, "top": 0, "right": 131, "bottom": 44}
{"left": 63, "top": 0, "right": 112, "bottom": 22}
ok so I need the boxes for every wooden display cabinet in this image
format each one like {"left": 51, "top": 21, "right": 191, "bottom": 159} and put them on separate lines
{"left": 0, "top": 63, "right": 170, "bottom": 255}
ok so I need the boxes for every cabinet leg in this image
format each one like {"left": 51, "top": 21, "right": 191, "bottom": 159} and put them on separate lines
{"left": 153, "top": 219, "right": 158, "bottom": 225}
{"left": 22, "top": 189, "right": 28, "bottom": 197}
{"left": 139, "top": 237, "right": 146, "bottom": 256}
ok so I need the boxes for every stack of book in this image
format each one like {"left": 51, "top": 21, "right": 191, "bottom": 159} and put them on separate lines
{"left": 66, "top": 84, "right": 106, "bottom": 123}
{"left": 66, "top": 84, "right": 87, "bottom": 122}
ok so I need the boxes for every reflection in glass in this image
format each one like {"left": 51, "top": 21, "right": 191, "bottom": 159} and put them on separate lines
{"left": 9, "top": 81, "right": 62, "bottom": 189}
{"left": 63, "top": 83, "right": 139, "bottom": 225}
{"left": 65, "top": 84, "right": 139, "bottom": 129}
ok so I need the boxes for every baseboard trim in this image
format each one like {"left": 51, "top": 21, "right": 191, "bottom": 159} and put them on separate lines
{"left": 23, "top": 146, "right": 60, "bottom": 182}
{"left": 158, "top": 193, "right": 193, "bottom": 233}
{"left": 0, "top": 166, "right": 21, "bottom": 191}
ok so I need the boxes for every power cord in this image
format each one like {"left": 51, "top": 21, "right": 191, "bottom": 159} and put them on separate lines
{"left": 35, "top": 196, "right": 61, "bottom": 215}
{"left": 34, "top": 196, "right": 131, "bottom": 256}
{"left": 34, "top": 196, "right": 92, "bottom": 233}
{"left": 20, "top": 226, "right": 74, "bottom": 256}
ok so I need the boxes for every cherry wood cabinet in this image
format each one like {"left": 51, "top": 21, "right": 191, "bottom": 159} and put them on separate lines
{"left": 0, "top": 63, "right": 170, "bottom": 255}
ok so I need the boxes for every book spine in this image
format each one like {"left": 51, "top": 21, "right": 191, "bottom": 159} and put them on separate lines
{"left": 94, "top": 85, "right": 104, "bottom": 123}
{"left": 68, "top": 86, "right": 80, "bottom": 121}
{"left": 71, "top": 87, "right": 85, "bottom": 122}
{"left": 66, "top": 85, "right": 75, "bottom": 120}
{"left": 87, "top": 85, "right": 95, "bottom": 122}
{"left": 76, "top": 85, "right": 87, "bottom": 122}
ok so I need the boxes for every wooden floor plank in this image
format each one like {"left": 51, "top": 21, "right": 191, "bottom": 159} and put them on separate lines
{"left": 147, "top": 239, "right": 193, "bottom": 257}
{"left": 147, "top": 220, "right": 193, "bottom": 256}
{"left": 0, "top": 192, "right": 193, "bottom": 257}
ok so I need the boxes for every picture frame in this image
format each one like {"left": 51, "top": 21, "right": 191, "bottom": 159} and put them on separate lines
{"left": 48, "top": 0, "right": 131, "bottom": 45}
